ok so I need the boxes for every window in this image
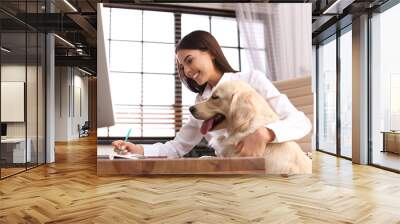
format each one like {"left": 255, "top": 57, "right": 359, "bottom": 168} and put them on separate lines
{"left": 101, "top": 8, "right": 176, "bottom": 137}
{"left": 316, "top": 25, "right": 353, "bottom": 159}
{"left": 370, "top": 3, "right": 400, "bottom": 171}
{"left": 110, "top": 8, "right": 142, "bottom": 41}
{"left": 99, "top": 7, "right": 244, "bottom": 138}
{"left": 181, "top": 14, "right": 209, "bottom": 37}
{"left": 317, "top": 36, "right": 337, "bottom": 154}
{"left": 239, "top": 20, "right": 266, "bottom": 76}
{"left": 339, "top": 28, "right": 352, "bottom": 158}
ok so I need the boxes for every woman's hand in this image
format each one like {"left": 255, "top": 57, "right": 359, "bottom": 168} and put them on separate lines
{"left": 236, "top": 127, "right": 276, "bottom": 157}
{"left": 112, "top": 140, "right": 144, "bottom": 155}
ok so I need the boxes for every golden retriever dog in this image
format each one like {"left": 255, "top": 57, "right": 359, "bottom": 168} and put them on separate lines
{"left": 189, "top": 80, "right": 312, "bottom": 174}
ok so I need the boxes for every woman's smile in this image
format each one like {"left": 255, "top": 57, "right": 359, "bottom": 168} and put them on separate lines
{"left": 190, "top": 72, "right": 202, "bottom": 84}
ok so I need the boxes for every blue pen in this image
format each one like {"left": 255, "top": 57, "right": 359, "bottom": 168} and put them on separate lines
{"left": 125, "top": 128, "right": 132, "bottom": 142}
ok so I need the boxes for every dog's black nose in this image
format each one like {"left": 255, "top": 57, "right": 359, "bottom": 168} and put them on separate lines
{"left": 189, "top": 106, "right": 197, "bottom": 115}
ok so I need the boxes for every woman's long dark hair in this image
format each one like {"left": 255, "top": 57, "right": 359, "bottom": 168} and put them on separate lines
{"left": 175, "top": 30, "right": 237, "bottom": 94}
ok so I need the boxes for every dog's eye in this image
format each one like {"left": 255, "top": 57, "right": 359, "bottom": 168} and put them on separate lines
{"left": 211, "top": 95, "right": 219, "bottom": 100}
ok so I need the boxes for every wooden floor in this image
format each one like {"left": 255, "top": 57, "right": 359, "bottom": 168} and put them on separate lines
{"left": 372, "top": 150, "right": 400, "bottom": 171}
{"left": 1, "top": 136, "right": 400, "bottom": 223}
{"left": 1, "top": 167, "right": 26, "bottom": 178}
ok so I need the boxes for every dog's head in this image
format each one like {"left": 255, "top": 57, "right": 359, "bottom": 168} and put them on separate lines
{"left": 190, "top": 80, "right": 278, "bottom": 135}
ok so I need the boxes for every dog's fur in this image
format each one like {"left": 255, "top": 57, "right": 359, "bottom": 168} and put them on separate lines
{"left": 191, "top": 80, "right": 312, "bottom": 174}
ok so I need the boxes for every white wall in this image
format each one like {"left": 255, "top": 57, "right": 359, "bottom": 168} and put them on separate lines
{"left": 55, "top": 66, "right": 69, "bottom": 141}
{"left": 1, "top": 63, "right": 46, "bottom": 163}
{"left": 54, "top": 67, "right": 89, "bottom": 141}
{"left": 1, "top": 65, "right": 32, "bottom": 138}
{"left": 72, "top": 72, "right": 89, "bottom": 138}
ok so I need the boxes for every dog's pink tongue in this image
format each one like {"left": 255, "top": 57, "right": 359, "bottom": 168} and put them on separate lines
{"left": 200, "top": 118, "right": 214, "bottom": 135}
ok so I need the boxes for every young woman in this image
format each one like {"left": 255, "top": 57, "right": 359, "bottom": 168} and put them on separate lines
{"left": 112, "top": 30, "right": 311, "bottom": 158}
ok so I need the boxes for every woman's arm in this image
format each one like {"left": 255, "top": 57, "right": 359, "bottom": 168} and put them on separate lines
{"left": 142, "top": 114, "right": 204, "bottom": 158}
{"left": 248, "top": 70, "right": 312, "bottom": 143}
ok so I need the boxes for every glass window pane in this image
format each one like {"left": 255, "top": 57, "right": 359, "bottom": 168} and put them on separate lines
{"left": 114, "top": 104, "right": 141, "bottom": 127}
{"left": 143, "top": 11, "right": 174, "bottom": 43}
{"left": 391, "top": 75, "right": 400, "bottom": 119}
{"left": 109, "top": 72, "right": 142, "bottom": 105}
{"left": 240, "top": 49, "right": 250, "bottom": 73}
{"left": 143, "top": 43, "right": 175, "bottom": 73}
{"left": 111, "top": 8, "right": 142, "bottom": 41}
{"left": 318, "top": 37, "right": 337, "bottom": 154}
{"left": 181, "top": 14, "right": 210, "bottom": 37}
{"left": 222, "top": 47, "right": 239, "bottom": 71}
{"left": 142, "top": 105, "right": 175, "bottom": 137}
{"left": 240, "top": 49, "right": 266, "bottom": 73}
{"left": 182, "top": 85, "right": 197, "bottom": 106}
{"left": 340, "top": 30, "right": 352, "bottom": 158}
{"left": 108, "top": 123, "right": 142, "bottom": 137}
{"left": 143, "top": 74, "right": 175, "bottom": 105}
{"left": 371, "top": 4, "right": 400, "bottom": 171}
{"left": 97, "top": 127, "right": 108, "bottom": 137}
{"left": 102, "top": 6, "right": 110, "bottom": 40}
{"left": 182, "top": 85, "right": 197, "bottom": 125}
{"left": 110, "top": 41, "right": 141, "bottom": 72}
{"left": 239, "top": 21, "right": 265, "bottom": 49}
{"left": 211, "top": 16, "right": 238, "bottom": 47}
{"left": 143, "top": 124, "right": 175, "bottom": 137}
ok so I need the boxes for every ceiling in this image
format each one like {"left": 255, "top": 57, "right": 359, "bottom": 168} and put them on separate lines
{"left": 0, "top": 0, "right": 391, "bottom": 75}
{"left": 0, "top": 0, "right": 97, "bottom": 74}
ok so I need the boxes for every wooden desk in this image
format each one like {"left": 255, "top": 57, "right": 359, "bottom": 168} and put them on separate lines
{"left": 97, "top": 145, "right": 267, "bottom": 175}
{"left": 381, "top": 131, "right": 400, "bottom": 154}
{"left": 97, "top": 156, "right": 266, "bottom": 175}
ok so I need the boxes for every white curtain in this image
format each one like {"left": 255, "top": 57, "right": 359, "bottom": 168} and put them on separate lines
{"left": 236, "top": 3, "right": 312, "bottom": 81}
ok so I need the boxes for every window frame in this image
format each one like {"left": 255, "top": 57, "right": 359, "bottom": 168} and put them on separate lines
{"left": 98, "top": 4, "right": 242, "bottom": 143}
{"left": 315, "top": 24, "right": 353, "bottom": 161}
{"left": 314, "top": 0, "right": 400, "bottom": 173}
{"left": 368, "top": 0, "right": 400, "bottom": 173}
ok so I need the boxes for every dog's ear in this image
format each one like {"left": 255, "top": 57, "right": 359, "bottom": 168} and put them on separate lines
{"left": 227, "top": 91, "right": 256, "bottom": 134}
